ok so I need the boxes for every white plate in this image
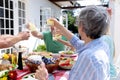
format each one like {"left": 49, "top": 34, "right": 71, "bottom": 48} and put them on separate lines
{"left": 22, "top": 73, "right": 55, "bottom": 80}
{"left": 60, "top": 54, "right": 77, "bottom": 57}
{"left": 22, "top": 73, "right": 37, "bottom": 80}
{"left": 59, "top": 65, "right": 73, "bottom": 69}
{"left": 59, "top": 51, "right": 77, "bottom": 57}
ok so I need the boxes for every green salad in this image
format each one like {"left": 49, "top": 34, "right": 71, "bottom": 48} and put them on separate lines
{"left": 33, "top": 44, "right": 46, "bottom": 52}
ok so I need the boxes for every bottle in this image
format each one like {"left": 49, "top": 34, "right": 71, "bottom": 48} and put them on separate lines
{"left": 17, "top": 45, "right": 23, "bottom": 70}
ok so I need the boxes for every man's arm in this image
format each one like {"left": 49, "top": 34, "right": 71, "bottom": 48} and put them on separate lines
{"left": 57, "top": 38, "right": 75, "bottom": 51}
{"left": 31, "top": 31, "right": 43, "bottom": 39}
{"left": 50, "top": 19, "right": 74, "bottom": 41}
{"left": 0, "top": 31, "right": 30, "bottom": 48}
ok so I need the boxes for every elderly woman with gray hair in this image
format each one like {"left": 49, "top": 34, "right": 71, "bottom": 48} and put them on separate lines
{"left": 35, "top": 5, "right": 111, "bottom": 80}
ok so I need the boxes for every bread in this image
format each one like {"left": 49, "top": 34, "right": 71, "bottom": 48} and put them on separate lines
{"left": 0, "top": 64, "right": 11, "bottom": 71}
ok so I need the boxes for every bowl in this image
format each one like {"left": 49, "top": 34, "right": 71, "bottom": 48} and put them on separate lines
{"left": 25, "top": 55, "right": 60, "bottom": 73}
{"left": 59, "top": 51, "right": 77, "bottom": 57}
{"left": 25, "top": 60, "right": 40, "bottom": 73}
{"left": 45, "top": 60, "right": 59, "bottom": 73}
{"left": 25, "top": 59, "right": 59, "bottom": 73}
{"left": 59, "top": 57, "right": 75, "bottom": 70}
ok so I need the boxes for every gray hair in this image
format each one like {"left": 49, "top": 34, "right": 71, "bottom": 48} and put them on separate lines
{"left": 79, "top": 5, "right": 110, "bottom": 39}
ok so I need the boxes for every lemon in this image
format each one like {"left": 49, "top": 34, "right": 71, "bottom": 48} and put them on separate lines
{"left": 0, "top": 77, "right": 8, "bottom": 80}
{"left": 3, "top": 54, "right": 9, "bottom": 60}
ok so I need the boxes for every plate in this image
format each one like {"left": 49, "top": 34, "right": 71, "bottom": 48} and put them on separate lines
{"left": 59, "top": 51, "right": 77, "bottom": 57}
{"left": 60, "top": 54, "right": 77, "bottom": 57}
{"left": 22, "top": 73, "right": 37, "bottom": 80}
{"left": 22, "top": 73, "right": 55, "bottom": 80}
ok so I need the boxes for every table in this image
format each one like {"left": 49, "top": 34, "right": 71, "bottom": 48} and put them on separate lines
{"left": 16, "top": 66, "right": 70, "bottom": 80}
{"left": 16, "top": 54, "right": 77, "bottom": 80}
{"left": 16, "top": 66, "right": 30, "bottom": 80}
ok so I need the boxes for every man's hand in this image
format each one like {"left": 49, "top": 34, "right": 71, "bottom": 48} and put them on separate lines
{"left": 17, "top": 31, "right": 30, "bottom": 40}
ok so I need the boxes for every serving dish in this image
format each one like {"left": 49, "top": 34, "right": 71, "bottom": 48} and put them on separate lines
{"left": 59, "top": 51, "right": 77, "bottom": 57}
{"left": 22, "top": 73, "right": 37, "bottom": 80}
{"left": 59, "top": 57, "right": 75, "bottom": 70}
{"left": 25, "top": 54, "right": 59, "bottom": 73}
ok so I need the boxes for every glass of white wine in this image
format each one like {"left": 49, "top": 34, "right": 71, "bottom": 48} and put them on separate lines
{"left": 52, "top": 28, "right": 62, "bottom": 40}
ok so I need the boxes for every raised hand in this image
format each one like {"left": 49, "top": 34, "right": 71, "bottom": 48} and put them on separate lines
{"left": 17, "top": 31, "right": 30, "bottom": 40}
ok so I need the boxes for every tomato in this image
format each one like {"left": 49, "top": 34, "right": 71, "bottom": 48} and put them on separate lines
{"left": 60, "top": 60, "right": 70, "bottom": 66}
{"left": 8, "top": 70, "right": 17, "bottom": 80}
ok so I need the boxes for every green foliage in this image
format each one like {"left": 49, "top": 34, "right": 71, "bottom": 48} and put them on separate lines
{"left": 63, "top": 10, "right": 78, "bottom": 33}
{"left": 33, "top": 44, "right": 46, "bottom": 52}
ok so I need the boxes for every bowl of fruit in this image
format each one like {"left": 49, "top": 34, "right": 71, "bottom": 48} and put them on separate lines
{"left": 25, "top": 54, "right": 59, "bottom": 73}
{"left": 42, "top": 56, "right": 59, "bottom": 73}
{"left": 24, "top": 55, "right": 42, "bottom": 73}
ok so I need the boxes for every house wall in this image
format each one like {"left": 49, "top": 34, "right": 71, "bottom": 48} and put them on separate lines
{"left": 27, "top": 0, "right": 61, "bottom": 27}
{"left": 109, "top": 0, "right": 120, "bottom": 66}
{"left": 18, "top": 0, "right": 62, "bottom": 52}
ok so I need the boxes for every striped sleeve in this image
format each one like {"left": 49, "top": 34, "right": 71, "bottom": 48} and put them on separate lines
{"left": 69, "top": 49, "right": 110, "bottom": 80}
{"left": 69, "top": 35, "right": 84, "bottom": 50}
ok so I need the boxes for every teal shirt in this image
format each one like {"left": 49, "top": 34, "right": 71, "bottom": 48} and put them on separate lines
{"left": 101, "top": 35, "right": 116, "bottom": 77}
{"left": 43, "top": 31, "right": 65, "bottom": 53}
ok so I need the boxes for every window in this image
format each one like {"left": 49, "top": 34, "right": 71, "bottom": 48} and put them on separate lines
{"left": 0, "top": 0, "right": 14, "bottom": 35}
{"left": 40, "top": 7, "right": 51, "bottom": 27}
{"left": 18, "top": 1, "right": 26, "bottom": 32}
{"left": 0, "top": 0, "right": 14, "bottom": 53}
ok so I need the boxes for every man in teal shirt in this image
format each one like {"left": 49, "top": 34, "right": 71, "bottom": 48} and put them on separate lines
{"left": 26, "top": 23, "right": 65, "bottom": 53}
{"left": 43, "top": 31, "right": 65, "bottom": 53}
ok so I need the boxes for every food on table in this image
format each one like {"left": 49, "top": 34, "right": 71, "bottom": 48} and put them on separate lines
{"left": 27, "top": 55, "right": 42, "bottom": 64}
{"left": 33, "top": 44, "right": 46, "bottom": 52}
{"left": 2, "top": 53, "right": 17, "bottom": 65}
{"left": 0, "top": 64, "right": 16, "bottom": 80}
{"left": 59, "top": 57, "right": 75, "bottom": 69}
{"left": 41, "top": 56, "right": 59, "bottom": 73}
{"left": 25, "top": 55, "right": 42, "bottom": 72}
{"left": 2, "top": 53, "right": 9, "bottom": 60}
{"left": 59, "top": 51, "right": 74, "bottom": 55}
{"left": 28, "top": 51, "right": 52, "bottom": 58}
{"left": 42, "top": 56, "right": 57, "bottom": 65}
{"left": 22, "top": 73, "right": 37, "bottom": 80}
{"left": 42, "top": 56, "right": 54, "bottom": 64}
{"left": 59, "top": 51, "right": 77, "bottom": 57}
{"left": 25, "top": 52, "right": 59, "bottom": 73}
{"left": 8, "top": 70, "right": 17, "bottom": 80}
{"left": 0, "top": 70, "right": 9, "bottom": 80}
{"left": 0, "top": 64, "right": 13, "bottom": 71}
{"left": 0, "top": 76, "right": 8, "bottom": 80}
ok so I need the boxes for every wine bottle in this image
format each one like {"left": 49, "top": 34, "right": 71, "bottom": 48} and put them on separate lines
{"left": 17, "top": 45, "right": 23, "bottom": 70}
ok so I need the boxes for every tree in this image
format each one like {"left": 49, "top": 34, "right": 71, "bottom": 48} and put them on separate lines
{"left": 63, "top": 10, "right": 78, "bottom": 33}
